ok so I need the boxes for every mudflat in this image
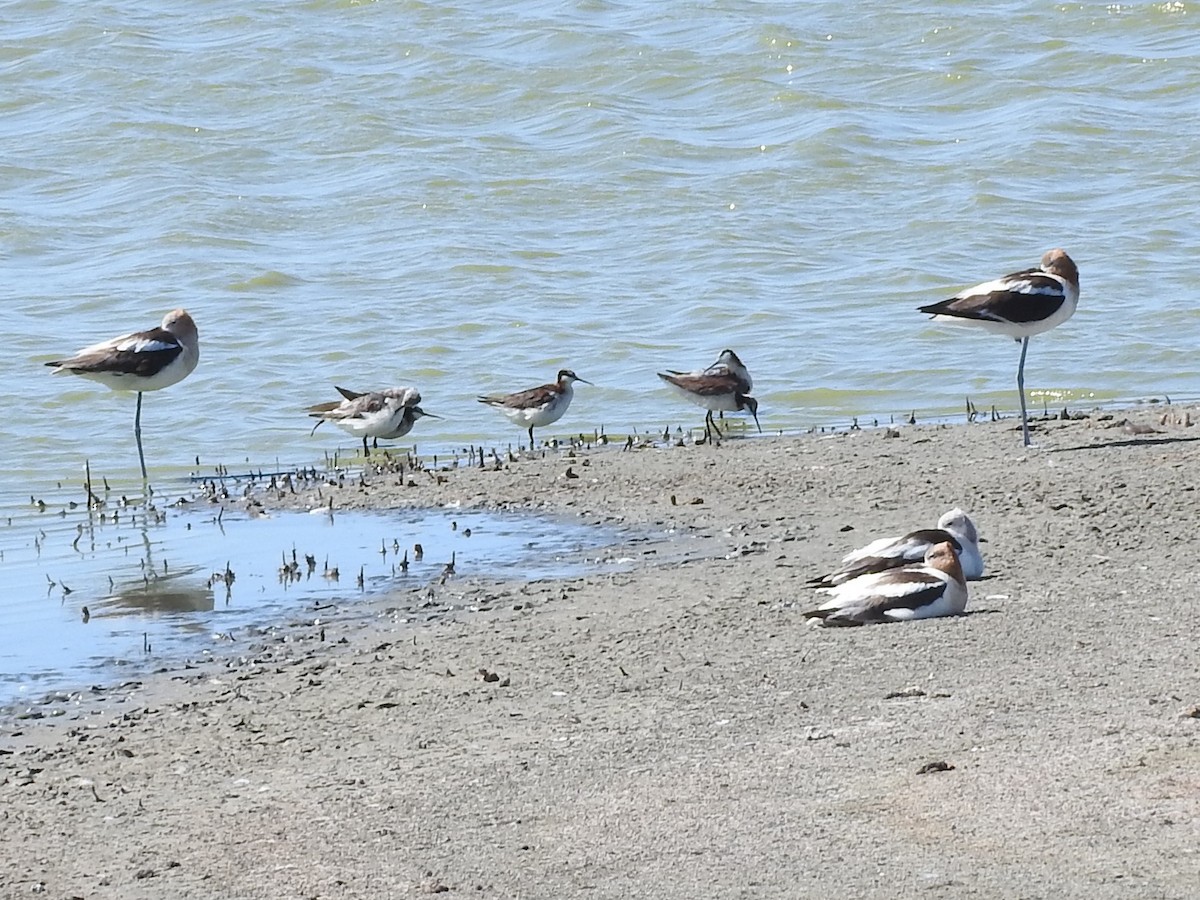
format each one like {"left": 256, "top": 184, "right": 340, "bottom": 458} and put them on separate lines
{"left": 3, "top": 407, "right": 1199, "bottom": 899}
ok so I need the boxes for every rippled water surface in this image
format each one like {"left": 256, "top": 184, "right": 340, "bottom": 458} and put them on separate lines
{"left": 2, "top": 1, "right": 1199, "bottom": 678}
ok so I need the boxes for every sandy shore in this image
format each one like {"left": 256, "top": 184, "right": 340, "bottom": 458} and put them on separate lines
{"left": 3, "top": 407, "right": 1199, "bottom": 899}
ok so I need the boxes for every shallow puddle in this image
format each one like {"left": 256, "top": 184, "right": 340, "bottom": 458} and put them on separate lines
{"left": 0, "top": 496, "right": 612, "bottom": 706}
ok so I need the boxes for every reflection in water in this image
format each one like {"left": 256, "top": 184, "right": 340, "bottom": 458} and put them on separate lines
{"left": 1, "top": 502, "right": 610, "bottom": 704}
{"left": 94, "top": 573, "right": 214, "bottom": 617}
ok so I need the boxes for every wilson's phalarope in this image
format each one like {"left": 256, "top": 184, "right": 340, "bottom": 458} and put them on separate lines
{"left": 658, "top": 352, "right": 761, "bottom": 444}
{"left": 308, "top": 386, "right": 438, "bottom": 456}
{"left": 477, "top": 369, "right": 590, "bottom": 448}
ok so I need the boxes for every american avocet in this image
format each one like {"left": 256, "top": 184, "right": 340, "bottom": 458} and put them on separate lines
{"left": 803, "top": 541, "right": 968, "bottom": 626}
{"left": 45, "top": 309, "right": 200, "bottom": 478}
{"left": 919, "top": 248, "right": 1079, "bottom": 446}
{"left": 308, "top": 386, "right": 438, "bottom": 456}
{"left": 477, "top": 369, "right": 590, "bottom": 448}
{"left": 658, "top": 352, "right": 761, "bottom": 444}
{"left": 809, "top": 508, "right": 984, "bottom": 588}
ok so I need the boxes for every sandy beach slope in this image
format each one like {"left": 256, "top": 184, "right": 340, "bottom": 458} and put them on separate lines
{"left": 2, "top": 407, "right": 1199, "bottom": 899}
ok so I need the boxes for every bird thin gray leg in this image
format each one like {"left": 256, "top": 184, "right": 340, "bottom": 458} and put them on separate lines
{"left": 134, "top": 391, "right": 147, "bottom": 480}
{"left": 1016, "top": 336, "right": 1031, "bottom": 446}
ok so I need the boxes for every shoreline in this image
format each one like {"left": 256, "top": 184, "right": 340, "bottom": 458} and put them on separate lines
{"left": 3, "top": 405, "right": 1199, "bottom": 899}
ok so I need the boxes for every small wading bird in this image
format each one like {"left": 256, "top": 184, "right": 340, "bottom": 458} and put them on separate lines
{"left": 477, "top": 369, "right": 590, "bottom": 449}
{"left": 704, "top": 348, "right": 753, "bottom": 430}
{"left": 45, "top": 309, "right": 200, "bottom": 479}
{"left": 307, "top": 386, "right": 438, "bottom": 456}
{"left": 658, "top": 349, "right": 761, "bottom": 444}
{"left": 918, "top": 248, "right": 1079, "bottom": 447}
{"left": 803, "top": 541, "right": 968, "bottom": 627}
{"left": 809, "top": 508, "right": 984, "bottom": 587}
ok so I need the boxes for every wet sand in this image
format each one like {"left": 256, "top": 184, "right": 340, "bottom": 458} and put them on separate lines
{"left": 3, "top": 407, "right": 1199, "bottom": 899}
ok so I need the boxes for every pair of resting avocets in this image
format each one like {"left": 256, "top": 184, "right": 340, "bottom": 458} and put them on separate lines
{"left": 803, "top": 508, "right": 984, "bottom": 627}
{"left": 44, "top": 247, "right": 1077, "bottom": 490}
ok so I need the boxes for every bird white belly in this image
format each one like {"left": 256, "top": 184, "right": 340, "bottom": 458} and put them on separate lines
{"left": 930, "top": 296, "right": 1076, "bottom": 339}
{"left": 333, "top": 408, "right": 407, "bottom": 440}
{"left": 661, "top": 379, "right": 739, "bottom": 412}
{"left": 66, "top": 355, "right": 196, "bottom": 393}
{"left": 501, "top": 398, "right": 567, "bottom": 429}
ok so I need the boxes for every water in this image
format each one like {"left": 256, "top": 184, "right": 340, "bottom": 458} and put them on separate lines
{"left": 0, "top": 488, "right": 610, "bottom": 705}
{"left": 2, "top": 2, "right": 1199, "bottom": 681}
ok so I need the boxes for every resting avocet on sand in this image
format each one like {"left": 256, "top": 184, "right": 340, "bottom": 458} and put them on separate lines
{"left": 803, "top": 541, "right": 968, "bottom": 627}
{"left": 809, "top": 508, "right": 984, "bottom": 587}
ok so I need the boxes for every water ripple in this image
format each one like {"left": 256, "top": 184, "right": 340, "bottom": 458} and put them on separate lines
{"left": 1, "top": 0, "right": 1198, "bottom": 486}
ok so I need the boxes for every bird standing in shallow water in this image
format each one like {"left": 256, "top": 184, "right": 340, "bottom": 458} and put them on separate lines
{"left": 45, "top": 309, "right": 200, "bottom": 479}
{"left": 307, "top": 386, "right": 438, "bottom": 457}
{"left": 803, "top": 541, "right": 968, "bottom": 626}
{"left": 918, "top": 248, "right": 1079, "bottom": 447}
{"left": 658, "top": 349, "right": 761, "bottom": 444}
{"left": 477, "top": 369, "right": 590, "bottom": 449}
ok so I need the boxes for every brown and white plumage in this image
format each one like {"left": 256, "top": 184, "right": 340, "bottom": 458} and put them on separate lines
{"left": 45, "top": 309, "right": 200, "bottom": 478}
{"left": 308, "top": 385, "right": 436, "bottom": 456}
{"left": 703, "top": 348, "right": 752, "bottom": 395}
{"left": 658, "top": 351, "right": 760, "bottom": 444}
{"left": 324, "top": 385, "right": 422, "bottom": 409}
{"left": 45, "top": 308, "right": 199, "bottom": 393}
{"left": 478, "top": 369, "right": 590, "bottom": 447}
{"left": 803, "top": 541, "right": 968, "bottom": 627}
{"left": 919, "top": 249, "right": 1079, "bottom": 446}
{"left": 809, "top": 508, "right": 984, "bottom": 587}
